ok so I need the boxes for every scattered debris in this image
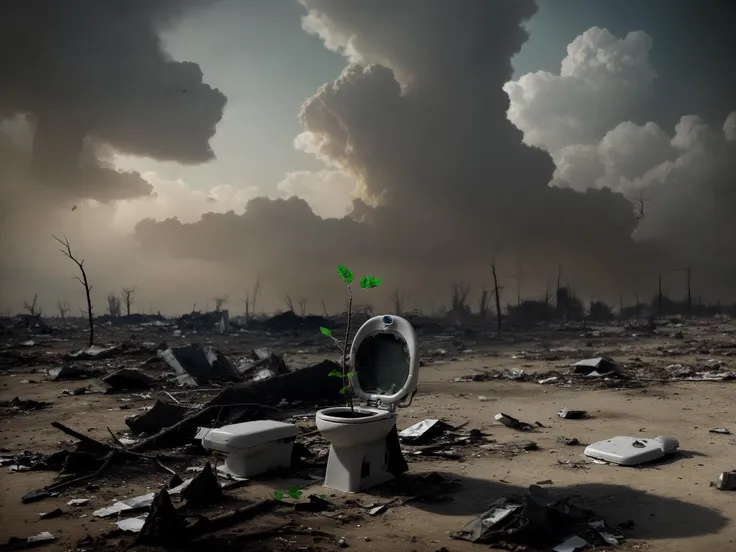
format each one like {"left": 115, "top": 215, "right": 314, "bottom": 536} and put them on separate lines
{"left": 715, "top": 471, "right": 736, "bottom": 490}
{"left": 65, "top": 345, "right": 121, "bottom": 360}
{"left": 494, "top": 412, "right": 535, "bottom": 431}
{"left": 709, "top": 428, "right": 731, "bottom": 435}
{"left": 47, "top": 364, "right": 103, "bottom": 381}
{"left": 584, "top": 435, "right": 679, "bottom": 466}
{"left": 0, "top": 397, "right": 52, "bottom": 412}
{"left": 571, "top": 357, "right": 623, "bottom": 377}
{"left": 180, "top": 462, "right": 223, "bottom": 506}
{"left": 38, "top": 509, "right": 63, "bottom": 520}
{"left": 135, "top": 488, "right": 188, "bottom": 545}
{"left": 101, "top": 368, "right": 156, "bottom": 390}
{"left": 116, "top": 516, "right": 147, "bottom": 533}
{"left": 159, "top": 344, "right": 241, "bottom": 386}
{"left": 1, "top": 531, "right": 56, "bottom": 551}
{"left": 93, "top": 478, "right": 192, "bottom": 517}
{"left": 558, "top": 407, "right": 588, "bottom": 420}
{"left": 451, "top": 485, "right": 623, "bottom": 548}
{"left": 125, "top": 400, "right": 187, "bottom": 435}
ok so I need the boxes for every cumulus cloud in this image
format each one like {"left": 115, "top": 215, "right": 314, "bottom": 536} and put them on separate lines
{"left": 276, "top": 170, "right": 357, "bottom": 219}
{"left": 505, "top": 26, "right": 736, "bottom": 293}
{"left": 505, "top": 28, "right": 656, "bottom": 153}
{"left": 135, "top": 0, "right": 664, "bottom": 310}
{"left": 2, "top": 2, "right": 734, "bottom": 315}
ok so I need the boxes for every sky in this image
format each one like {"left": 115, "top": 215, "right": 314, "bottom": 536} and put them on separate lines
{"left": 0, "top": 0, "right": 734, "bottom": 316}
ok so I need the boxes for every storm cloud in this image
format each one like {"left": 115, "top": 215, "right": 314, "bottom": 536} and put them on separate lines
{"left": 135, "top": 0, "right": 665, "bottom": 308}
{"left": 1, "top": 0, "right": 733, "bottom": 316}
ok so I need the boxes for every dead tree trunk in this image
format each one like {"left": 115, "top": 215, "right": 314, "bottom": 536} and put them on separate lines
{"left": 491, "top": 263, "right": 502, "bottom": 332}
{"left": 53, "top": 235, "right": 94, "bottom": 347}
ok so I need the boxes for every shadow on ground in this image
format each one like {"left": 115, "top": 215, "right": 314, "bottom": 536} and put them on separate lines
{"left": 371, "top": 471, "right": 728, "bottom": 541}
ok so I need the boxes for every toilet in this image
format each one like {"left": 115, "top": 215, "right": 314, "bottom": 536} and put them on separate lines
{"left": 316, "top": 314, "right": 419, "bottom": 493}
{"left": 196, "top": 420, "right": 300, "bottom": 478}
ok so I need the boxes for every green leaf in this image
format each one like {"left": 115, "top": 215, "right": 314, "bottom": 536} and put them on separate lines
{"left": 274, "top": 491, "right": 284, "bottom": 501}
{"left": 339, "top": 385, "right": 352, "bottom": 395}
{"left": 287, "top": 487, "right": 303, "bottom": 500}
{"left": 346, "top": 371, "right": 356, "bottom": 379}
{"left": 319, "top": 326, "right": 332, "bottom": 337}
{"left": 328, "top": 369, "right": 343, "bottom": 378}
{"left": 360, "top": 275, "right": 382, "bottom": 289}
{"left": 337, "top": 264, "right": 353, "bottom": 284}
{"left": 318, "top": 494, "right": 328, "bottom": 500}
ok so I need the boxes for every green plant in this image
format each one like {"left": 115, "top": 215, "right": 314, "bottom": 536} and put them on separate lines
{"left": 319, "top": 265, "right": 382, "bottom": 413}
{"left": 273, "top": 486, "right": 303, "bottom": 501}
{"left": 272, "top": 487, "right": 328, "bottom": 502}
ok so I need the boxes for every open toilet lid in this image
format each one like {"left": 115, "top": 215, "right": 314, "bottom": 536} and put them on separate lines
{"left": 349, "top": 314, "right": 418, "bottom": 406}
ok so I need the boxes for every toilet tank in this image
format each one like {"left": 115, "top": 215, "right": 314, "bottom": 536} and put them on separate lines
{"left": 197, "top": 420, "right": 301, "bottom": 478}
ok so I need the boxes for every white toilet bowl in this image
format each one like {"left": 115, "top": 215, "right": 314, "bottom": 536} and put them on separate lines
{"left": 316, "top": 314, "right": 419, "bottom": 493}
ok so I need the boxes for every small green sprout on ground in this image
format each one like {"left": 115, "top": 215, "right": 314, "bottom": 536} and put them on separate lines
{"left": 273, "top": 487, "right": 328, "bottom": 502}
{"left": 273, "top": 486, "right": 303, "bottom": 501}
{"left": 319, "top": 265, "right": 382, "bottom": 413}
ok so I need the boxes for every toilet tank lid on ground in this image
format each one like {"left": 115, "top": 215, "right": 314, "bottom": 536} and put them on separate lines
{"left": 199, "top": 420, "right": 300, "bottom": 450}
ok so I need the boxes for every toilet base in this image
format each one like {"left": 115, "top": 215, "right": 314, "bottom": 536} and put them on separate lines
{"left": 323, "top": 438, "right": 394, "bottom": 493}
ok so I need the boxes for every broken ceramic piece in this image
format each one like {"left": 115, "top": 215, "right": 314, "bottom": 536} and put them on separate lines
{"left": 584, "top": 435, "right": 679, "bottom": 466}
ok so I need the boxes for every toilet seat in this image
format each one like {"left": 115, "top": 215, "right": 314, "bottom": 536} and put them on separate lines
{"left": 316, "top": 406, "right": 394, "bottom": 424}
{"left": 349, "top": 315, "right": 418, "bottom": 409}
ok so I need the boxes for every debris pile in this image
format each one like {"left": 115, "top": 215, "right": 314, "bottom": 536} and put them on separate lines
{"left": 176, "top": 310, "right": 231, "bottom": 334}
{"left": 452, "top": 485, "right": 624, "bottom": 549}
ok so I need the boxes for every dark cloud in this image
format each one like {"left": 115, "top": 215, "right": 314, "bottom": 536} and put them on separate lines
{"left": 136, "top": 0, "right": 668, "bottom": 305}
{"left": 0, "top": 0, "right": 227, "bottom": 315}
{"left": 0, "top": 0, "right": 226, "bottom": 201}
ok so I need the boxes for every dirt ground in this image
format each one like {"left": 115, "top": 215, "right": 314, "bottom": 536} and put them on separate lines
{"left": 0, "top": 320, "right": 734, "bottom": 551}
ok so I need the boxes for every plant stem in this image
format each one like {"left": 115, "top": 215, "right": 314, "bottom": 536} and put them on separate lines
{"left": 343, "top": 292, "right": 354, "bottom": 413}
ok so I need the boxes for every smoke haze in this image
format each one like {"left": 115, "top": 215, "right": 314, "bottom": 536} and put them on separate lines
{"left": 1, "top": 0, "right": 734, "bottom": 316}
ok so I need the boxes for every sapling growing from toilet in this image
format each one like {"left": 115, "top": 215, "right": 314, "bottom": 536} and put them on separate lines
{"left": 319, "top": 264, "right": 382, "bottom": 414}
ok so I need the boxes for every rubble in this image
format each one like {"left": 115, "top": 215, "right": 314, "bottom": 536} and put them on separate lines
{"left": 0, "top": 314, "right": 734, "bottom": 550}
{"left": 176, "top": 310, "right": 230, "bottom": 334}
{"left": 159, "top": 345, "right": 241, "bottom": 386}
{"left": 715, "top": 471, "right": 736, "bottom": 490}
{"left": 125, "top": 400, "right": 187, "bottom": 434}
{"left": 101, "top": 368, "right": 156, "bottom": 390}
{"left": 494, "top": 412, "right": 535, "bottom": 431}
{"left": 0, "top": 397, "right": 52, "bottom": 412}
{"left": 451, "top": 485, "right": 624, "bottom": 548}
{"left": 571, "top": 356, "right": 623, "bottom": 377}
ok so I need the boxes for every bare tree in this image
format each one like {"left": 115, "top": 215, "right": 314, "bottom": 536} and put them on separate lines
{"left": 53, "top": 235, "right": 94, "bottom": 346}
{"left": 297, "top": 298, "right": 308, "bottom": 316}
{"left": 23, "top": 293, "right": 42, "bottom": 317}
{"left": 121, "top": 287, "right": 135, "bottom": 316}
{"left": 107, "top": 293, "right": 121, "bottom": 317}
{"left": 283, "top": 294, "right": 295, "bottom": 312}
{"left": 241, "top": 295, "right": 251, "bottom": 319}
{"left": 451, "top": 282, "right": 471, "bottom": 313}
{"left": 57, "top": 300, "right": 70, "bottom": 321}
{"left": 212, "top": 294, "right": 229, "bottom": 312}
{"left": 391, "top": 289, "right": 405, "bottom": 314}
{"left": 242, "top": 273, "right": 262, "bottom": 320}
{"left": 320, "top": 300, "right": 329, "bottom": 317}
{"left": 478, "top": 288, "right": 490, "bottom": 319}
{"left": 491, "top": 263, "right": 502, "bottom": 332}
